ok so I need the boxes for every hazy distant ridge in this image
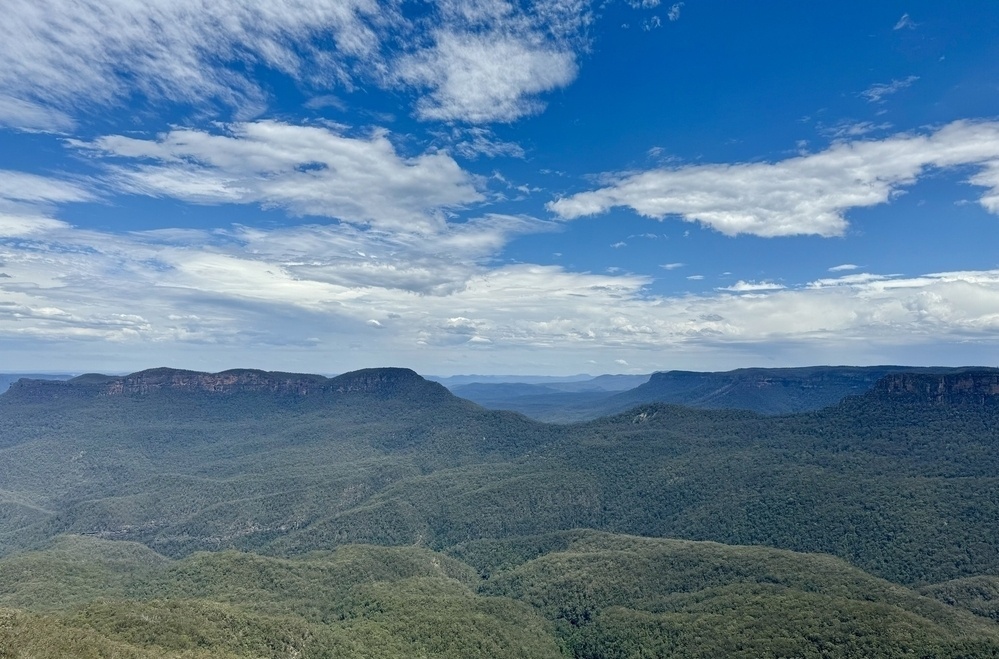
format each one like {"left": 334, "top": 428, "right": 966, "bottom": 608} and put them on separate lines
{"left": 451, "top": 365, "right": 999, "bottom": 421}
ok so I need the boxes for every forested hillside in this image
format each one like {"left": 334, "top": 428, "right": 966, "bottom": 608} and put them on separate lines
{"left": 2, "top": 366, "right": 999, "bottom": 656}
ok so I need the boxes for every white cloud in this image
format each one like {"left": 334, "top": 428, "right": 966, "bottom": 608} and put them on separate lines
{"left": 395, "top": 30, "right": 578, "bottom": 123}
{"left": 828, "top": 264, "right": 860, "bottom": 272}
{"left": 806, "top": 273, "right": 897, "bottom": 289}
{"left": 970, "top": 162, "right": 999, "bottom": 213}
{"left": 0, "top": 171, "right": 94, "bottom": 205}
{"left": 894, "top": 13, "right": 916, "bottom": 30}
{"left": 660, "top": 262, "right": 684, "bottom": 270}
{"left": 0, "top": 0, "right": 385, "bottom": 127}
{"left": 0, "top": 96, "right": 75, "bottom": 133}
{"left": 820, "top": 121, "right": 892, "bottom": 139}
{"left": 0, "top": 0, "right": 594, "bottom": 129}
{"left": 548, "top": 120, "right": 999, "bottom": 237}
{"left": 0, "top": 213, "right": 72, "bottom": 237}
{"left": 74, "top": 121, "right": 484, "bottom": 234}
{"left": 862, "top": 76, "right": 919, "bottom": 103}
{"left": 0, "top": 171, "right": 95, "bottom": 233}
{"left": 643, "top": 16, "right": 662, "bottom": 31}
{"left": 442, "top": 127, "right": 526, "bottom": 159}
{"left": 3, "top": 202, "right": 999, "bottom": 372}
{"left": 668, "top": 2, "right": 683, "bottom": 21}
{"left": 391, "top": 0, "right": 591, "bottom": 123}
{"left": 719, "top": 280, "right": 785, "bottom": 293}
{"left": 686, "top": 275, "right": 704, "bottom": 280}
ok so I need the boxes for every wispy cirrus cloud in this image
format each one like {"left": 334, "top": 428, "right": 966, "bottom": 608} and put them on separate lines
{"left": 437, "top": 127, "right": 526, "bottom": 159}
{"left": 819, "top": 120, "right": 892, "bottom": 139}
{"left": 0, "top": 171, "right": 95, "bottom": 206}
{"left": 548, "top": 121, "right": 999, "bottom": 237}
{"left": 861, "top": 75, "right": 919, "bottom": 103}
{"left": 894, "top": 13, "right": 916, "bottom": 30}
{"left": 0, "top": 0, "right": 389, "bottom": 129}
{"left": 0, "top": 170, "right": 97, "bottom": 234}
{"left": 0, "top": 97, "right": 76, "bottom": 133}
{"left": 0, "top": 0, "right": 594, "bottom": 129}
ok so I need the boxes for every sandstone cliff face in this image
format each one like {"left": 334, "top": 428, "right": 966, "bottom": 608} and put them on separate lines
{"left": 870, "top": 371, "right": 999, "bottom": 405}
{"left": 100, "top": 368, "right": 328, "bottom": 396}
{"left": 327, "top": 368, "right": 426, "bottom": 394}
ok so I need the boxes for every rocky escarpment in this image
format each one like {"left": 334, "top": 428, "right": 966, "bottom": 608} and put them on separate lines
{"left": 5, "top": 366, "right": 447, "bottom": 401}
{"left": 869, "top": 371, "right": 999, "bottom": 406}
{"left": 600, "top": 366, "right": 918, "bottom": 416}
{"left": 97, "top": 368, "right": 330, "bottom": 396}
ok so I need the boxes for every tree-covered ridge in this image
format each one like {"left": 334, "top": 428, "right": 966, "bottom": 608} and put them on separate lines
{"left": 1, "top": 532, "right": 998, "bottom": 658}
{"left": 3, "top": 369, "right": 999, "bottom": 584}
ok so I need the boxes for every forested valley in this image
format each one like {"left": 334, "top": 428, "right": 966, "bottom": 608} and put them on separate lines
{"left": 1, "top": 366, "right": 999, "bottom": 657}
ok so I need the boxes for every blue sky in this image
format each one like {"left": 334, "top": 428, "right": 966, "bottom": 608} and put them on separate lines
{"left": 1, "top": 0, "right": 999, "bottom": 375}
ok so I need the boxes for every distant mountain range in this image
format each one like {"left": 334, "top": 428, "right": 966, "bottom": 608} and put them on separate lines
{"left": 0, "top": 372, "right": 73, "bottom": 393}
{"left": 447, "top": 365, "right": 999, "bottom": 421}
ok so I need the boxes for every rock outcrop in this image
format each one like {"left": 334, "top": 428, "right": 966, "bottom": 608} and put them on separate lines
{"left": 868, "top": 371, "right": 999, "bottom": 406}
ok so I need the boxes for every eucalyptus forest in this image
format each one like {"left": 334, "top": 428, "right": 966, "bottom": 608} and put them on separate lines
{"left": 1, "top": 366, "right": 999, "bottom": 657}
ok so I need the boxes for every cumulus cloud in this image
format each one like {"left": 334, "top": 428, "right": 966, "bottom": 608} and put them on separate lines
{"left": 395, "top": 30, "right": 578, "bottom": 122}
{"left": 73, "top": 121, "right": 484, "bottom": 233}
{"left": 667, "top": 3, "right": 684, "bottom": 21}
{"left": 0, "top": 203, "right": 555, "bottom": 347}
{"left": 3, "top": 200, "right": 999, "bottom": 372}
{"left": 970, "top": 162, "right": 999, "bottom": 213}
{"left": 829, "top": 264, "right": 860, "bottom": 272}
{"left": 381, "top": 0, "right": 592, "bottom": 123}
{"left": 548, "top": 120, "right": 999, "bottom": 237}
